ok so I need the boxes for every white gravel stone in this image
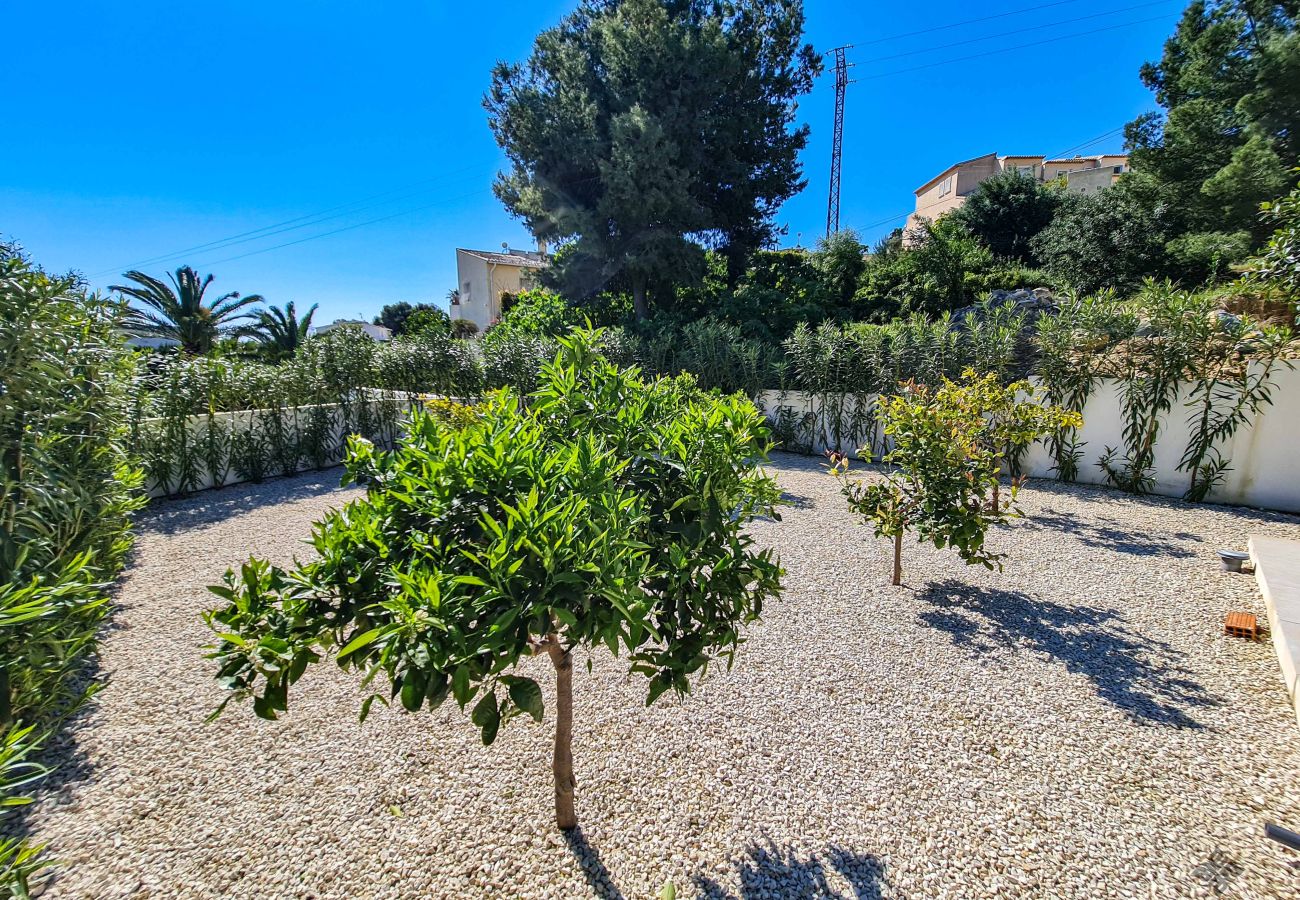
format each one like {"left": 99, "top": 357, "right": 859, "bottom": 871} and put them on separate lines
{"left": 18, "top": 453, "right": 1300, "bottom": 898}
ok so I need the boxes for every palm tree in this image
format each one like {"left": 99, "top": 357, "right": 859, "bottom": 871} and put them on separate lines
{"left": 252, "top": 301, "right": 318, "bottom": 359}
{"left": 112, "top": 266, "right": 263, "bottom": 354}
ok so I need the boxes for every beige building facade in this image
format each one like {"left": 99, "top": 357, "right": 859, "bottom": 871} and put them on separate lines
{"left": 453, "top": 247, "right": 549, "bottom": 333}
{"left": 906, "top": 152, "right": 1129, "bottom": 236}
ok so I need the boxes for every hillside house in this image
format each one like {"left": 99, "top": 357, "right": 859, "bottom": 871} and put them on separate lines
{"left": 453, "top": 247, "right": 549, "bottom": 332}
{"left": 905, "top": 151, "right": 1128, "bottom": 237}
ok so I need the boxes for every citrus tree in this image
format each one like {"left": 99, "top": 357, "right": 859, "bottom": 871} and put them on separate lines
{"left": 205, "top": 329, "right": 782, "bottom": 829}
{"left": 832, "top": 371, "right": 1079, "bottom": 585}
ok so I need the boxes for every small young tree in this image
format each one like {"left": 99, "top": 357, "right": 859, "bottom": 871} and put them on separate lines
{"left": 831, "top": 371, "right": 1079, "bottom": 585}
{"left": 205, "top": 329, "right": 782, "bottom": 829}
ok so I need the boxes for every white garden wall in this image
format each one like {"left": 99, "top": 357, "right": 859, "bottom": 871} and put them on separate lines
{"left": 760, "top": 365, "right": 1300, "bottom": 513}
{"left": 138, "top": 397, "right": 415, "bottom": 498}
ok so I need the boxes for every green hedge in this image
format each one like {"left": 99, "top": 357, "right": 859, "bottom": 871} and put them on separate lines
{"left": 0, "top": 245, "right": 144, "bottom": 893}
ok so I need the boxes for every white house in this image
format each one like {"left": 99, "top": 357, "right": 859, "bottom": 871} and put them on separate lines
{"left": 122, "top": 333, "right": 181, "bottom": 349}
{"left": 312, "top": 319, "right": 392, "bottom": 342}
{"left": 453, "top": 246, "right": 549, "bottom": 333}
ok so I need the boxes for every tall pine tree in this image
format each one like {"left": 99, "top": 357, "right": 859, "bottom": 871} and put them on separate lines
{"left": 1125, "top": 1, "right": 1299, "bottom": 248}
{"left": 485, "top": 0, "right": 819, "bottom": 319}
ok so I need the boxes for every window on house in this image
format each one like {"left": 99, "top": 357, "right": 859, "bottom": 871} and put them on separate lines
{"left": 938, "top": 175, "right": 954, "bottom": 197}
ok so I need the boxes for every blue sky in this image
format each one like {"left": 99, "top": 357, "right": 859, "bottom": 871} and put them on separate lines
{"left": 2, "top": 0, "right": 1181, "bottom": 325}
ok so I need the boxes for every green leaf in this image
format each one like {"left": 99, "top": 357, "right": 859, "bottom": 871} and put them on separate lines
{"left": 426, "top": 672, "right": 450, "bottom": 710}
{"left": 646, "top": 673, "right": 673, "bottom": 707}
{"left": 359, "top": 693, "right": 387, "bottom": 723}
{"left": 471, "top": 692, "right": 501, "bottom": 745}
{"left": 400, "top": 670, "right": 427, "bottom": 712}
{"left": 336, "top": 627, "right": 384, "bottom": 664}
{"left": 505, "top": 676, "right": 544, "bottom": 722}
{"left": 253, "top": 693, "right": 280, "bottom": 720}
{"left": 551, "top": 607, "right": 579, "bottom": 628}
{"left": 451, "top": 665, "right": 471, "bottom": 707}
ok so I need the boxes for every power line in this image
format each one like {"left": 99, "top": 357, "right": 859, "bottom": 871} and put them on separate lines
{"left": 1048, "top": 126, "right": 1128, "bottom": 158}
{"left": 91, "top": 164, "right": 484, "bottom": 278}
{"left": 858, "top": 13, "right": 1174, "bottom": 80}
{"left": 856, "top": 0, "right": 1093, "bottom": 46}
{"left": 186, "top": 172, "right": 612, "bottom": 270}
{"left": 854, "top": 0, "right": 1177, "bottom": 66}
{"left": 188, "top": 188, "right": 492, "bottom": 269}
{"left": 860, "top": 210, "right": 912, "bottom": 230}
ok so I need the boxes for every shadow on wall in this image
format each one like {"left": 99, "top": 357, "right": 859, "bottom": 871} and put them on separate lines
{"left": 564, "top": 829, "right": 889, "bottom": 900}
{"left": 1012, "top": 507, "right": 1201, "bottom": 558}
{"left": 916, "top": 579, "right": 1220, "bottom": 729}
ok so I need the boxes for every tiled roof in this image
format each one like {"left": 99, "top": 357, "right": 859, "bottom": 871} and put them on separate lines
{"left": 457, "top": 248, "right": 550, "bottom": 269}
{"left": 1043, "top": 154, "right": 1129, "bottom": 164}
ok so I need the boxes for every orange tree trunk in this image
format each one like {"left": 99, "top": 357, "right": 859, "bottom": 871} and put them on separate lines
{"left": 546, "top": 639, "right": 577, "bottom": 829}
{"left": 892, "top": 532, "right": 902, "bottom": 586}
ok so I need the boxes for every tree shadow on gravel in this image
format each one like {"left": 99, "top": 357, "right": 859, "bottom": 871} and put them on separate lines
{"left": 1012, "top": 508, "right": 1200, "bottom": 558}
{"left": 1017, "top": 477, "right": 1300, "bottom": 527}
{"left": 692, "top": 839, "right": 888, "bottom": 899}
{"left": 564, "top": 827, "right": 628, "bottom": 900}
{"left": 139, "top": 468, "right": 351, "bottom": 535}
{"left": 917, "top": 579, "right": 1221, "bottom": 729}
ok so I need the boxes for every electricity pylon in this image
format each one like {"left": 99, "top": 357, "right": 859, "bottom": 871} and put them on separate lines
{"left": 826, "top": 46, "right": 853, "bottom": 237}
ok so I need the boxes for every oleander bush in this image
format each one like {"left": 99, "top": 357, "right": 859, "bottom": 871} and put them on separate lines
{"left": 0, "top": 243, "right": 144, "bottom": 894}
{"left": 634, "top": 318, "right": 779, "bottom": 397}
{"left": 123, "top": 276, "right": 1296, "bottom": 508}
{"left": 1036, "top": 282, "right": 1295, "bottom": 498}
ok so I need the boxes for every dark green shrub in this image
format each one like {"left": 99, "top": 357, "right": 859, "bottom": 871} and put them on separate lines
{"left": 375, "top": 332, "right": 483, "bottom": 398}
{"left": 496, "top": 289, "right": 579, "bottom": 336}
{"left": 480, "top": 329, "right": 556, "bottom": 393}
{"left": 636, "top": 318, "right": 778, "bottom": 397}
{"left": 0, "top": 244, "right": 144, "bottom": 893}
{"left": 1245, "top": 177, "right": 1300, "bottom": 303}
{"left": 1032, "top": 177, "right": 1176, "bottom": 295}
{"left": 950, "top": 169, "right": 1062, "bottom": 264}
{"left": 857, "top": 218, "right": 997, "bottom": 319}
{"left": 402, "top": 306, "right": 451, "bottom": 337}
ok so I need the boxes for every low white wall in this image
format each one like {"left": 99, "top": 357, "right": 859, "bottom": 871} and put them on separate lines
{"left": 760, "top": 365, "right": 1300, "bottom": 513}
{"left": 138, "top": 397, "right": 415, "bottom": 498}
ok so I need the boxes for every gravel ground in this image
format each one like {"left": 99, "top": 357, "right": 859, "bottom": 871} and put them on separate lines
{"left": 19, "top": 452, "right": 1300, "bottom": 899}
